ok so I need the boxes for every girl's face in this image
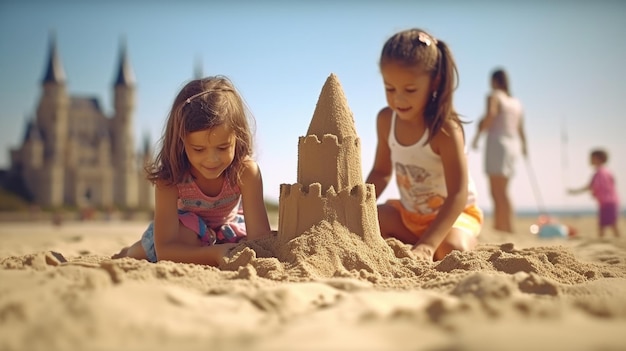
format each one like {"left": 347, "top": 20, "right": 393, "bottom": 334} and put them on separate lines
{"left": 590, "top": 155, "right": 602, "bottom": 167}
{"left": 184, "top": 123, "right": 236, "bottom": 181}
{"left": 381, "top": 61, "right": 433, "bottom": 122}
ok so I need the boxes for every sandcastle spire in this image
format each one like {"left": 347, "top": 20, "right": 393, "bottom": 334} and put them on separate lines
{"left": 297, "top": 73, "right": 363, "bottom": 193}
{"left": 306, "top": 73, "right": 357, "bottom": 142}
{"left": 279, "top": 72, "right": 381, "bottom": 249}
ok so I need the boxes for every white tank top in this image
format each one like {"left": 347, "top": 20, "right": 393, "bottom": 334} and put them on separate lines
{"left": 389, "top": 112, "right": 477, "bottom": 214}
{"left": 487, "top": 89, "right": 523, "bottom": 139}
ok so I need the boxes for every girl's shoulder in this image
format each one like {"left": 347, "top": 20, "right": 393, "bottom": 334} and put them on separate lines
{"left": 240, "top": 156, "right": 259, "bottom": 171}
{"left": 431, "top": 118, "right": 465, "bottom": 151}
{"left": 440, "top": 118, "right": 465, "bottom": 137}
{"left": 235, "top": 157, "right": 262, "bottom": 186}
{"left": 375, "top": 107, "right": 394, "bottom": 132}
{"left": 377, "top": 106, "right": 393, "bottom": 120}
{"left": 153, "top": 179, "right": 179, "bottom": 198}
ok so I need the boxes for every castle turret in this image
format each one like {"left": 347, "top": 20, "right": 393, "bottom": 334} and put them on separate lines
{"left": 279, "top": 74, "right": 380, "bottom": 243}
{"left": 8, "top": 33, "right": 155, "bottom": 211}
{"left": 298, "top": 74, "right": 363, "bottom": 193}
{"left": 137, "top": 131, "right": 155, "bottom": 210}
{"left": 35, "top": 31, "right": 69, "bottom": 206}
{"left": 22, "top": 118, "right": 44, "bottom": 170}
{"left": 111, "top": 37, "right": 138, "bottom": 208}
{"left": 194, "top": 54, "right": 203, "bottom": 80}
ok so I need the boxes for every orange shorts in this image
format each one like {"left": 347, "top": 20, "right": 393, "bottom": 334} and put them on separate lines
{"left": 387, "top": 200, "right": 483, "bottom": 238}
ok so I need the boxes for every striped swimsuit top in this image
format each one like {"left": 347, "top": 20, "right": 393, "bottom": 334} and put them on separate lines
{"left": 176, "top": 174, "right": 242, "bottom": 229}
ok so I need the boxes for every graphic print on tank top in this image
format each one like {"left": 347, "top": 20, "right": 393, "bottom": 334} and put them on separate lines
{"left": 395, "top": 162, "right": 445, "bottom": 215}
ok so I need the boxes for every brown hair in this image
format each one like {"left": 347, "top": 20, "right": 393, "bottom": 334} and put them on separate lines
{"left": 379, "top": 28, "right": 464, "bottom": 143}
{"left": 146, "top": 75, "right": 254, "bottom": 186}
{"left": 491, "top": 68, "right": 510, "bottom": 95}
{"left": 591, "top": 148, "right": 608, "bottom": 164}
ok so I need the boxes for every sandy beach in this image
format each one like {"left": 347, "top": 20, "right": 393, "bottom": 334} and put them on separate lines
{"left": 1, "top": 213, "right": 625, "bottom": 351}
{"left": 2, "top": 74, "right": 626, "bottom": 351}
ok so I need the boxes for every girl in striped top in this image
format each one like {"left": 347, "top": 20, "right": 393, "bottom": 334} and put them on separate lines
{"left": 113, "top": 76, "right": 271, "bottom": 265}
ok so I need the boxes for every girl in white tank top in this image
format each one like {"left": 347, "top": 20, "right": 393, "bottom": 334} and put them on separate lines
{"left": 366, "top": 28, "right": 484, "bottom": 262}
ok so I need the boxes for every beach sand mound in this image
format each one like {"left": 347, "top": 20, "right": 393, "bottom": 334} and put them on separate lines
{"left": 221, "top": 220, "right": 426, "bottom": 284}
{"left": 1, "top": 221, "right": 626, "bottom": 350}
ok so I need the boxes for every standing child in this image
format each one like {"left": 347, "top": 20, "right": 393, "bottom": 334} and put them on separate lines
{"left": 113, "top": 76, "right": 271, "bottom": 266}
{"left": 568, "top": 149, "right": 621, "bottom": 238}
{"left": 366, "top": 28, "right": 483, "bottom": 262}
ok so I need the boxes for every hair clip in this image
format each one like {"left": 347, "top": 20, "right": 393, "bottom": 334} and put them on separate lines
{"left": 418, "top": 32, "right": 432, "bottom": 46}
{"left": 185, "top": 90, "right": 213, "bottom": 104}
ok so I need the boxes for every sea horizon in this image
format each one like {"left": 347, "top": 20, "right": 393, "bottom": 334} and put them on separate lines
{"left": 502, "top": 207, "right": 625, "bottom": 218}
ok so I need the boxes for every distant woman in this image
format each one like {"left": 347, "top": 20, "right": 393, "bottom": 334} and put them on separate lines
{"left": 472, "top": 68, "right": 527, "bottom": 233}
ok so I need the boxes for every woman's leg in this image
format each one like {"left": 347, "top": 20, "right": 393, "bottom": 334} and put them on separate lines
{"left": 489, "top": 174, "right": 513, "bottom": 233}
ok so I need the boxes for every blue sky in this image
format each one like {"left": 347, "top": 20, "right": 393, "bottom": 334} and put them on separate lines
{"left": 1, "top": 1, "right": 625, "bottom": 213}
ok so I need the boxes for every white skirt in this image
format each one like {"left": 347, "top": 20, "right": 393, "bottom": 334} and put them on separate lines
{"left": 485, "top": 135, "right": 519, "bottom": 177}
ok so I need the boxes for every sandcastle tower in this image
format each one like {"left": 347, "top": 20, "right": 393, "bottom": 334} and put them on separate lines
{"left": 278, "top": 73, "right": 381, "bottom": 243}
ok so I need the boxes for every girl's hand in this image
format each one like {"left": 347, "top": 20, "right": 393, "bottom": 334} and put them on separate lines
{"left": 411, "top": 243, "right": 436, "bottom": 263}
{"left": 214, "top": 243, "right": 238, "bottom": 261}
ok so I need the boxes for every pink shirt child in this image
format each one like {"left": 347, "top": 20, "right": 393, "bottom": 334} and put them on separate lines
{"left": 590, "top": 166, "right": 618, "bottom": 205}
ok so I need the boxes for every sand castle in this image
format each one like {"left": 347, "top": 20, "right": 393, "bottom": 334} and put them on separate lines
{"left": 277, "top": 73, "right": 381, "bottom": 244}
{"left": 223, "top": 73, "right": 419, "bottom": 281}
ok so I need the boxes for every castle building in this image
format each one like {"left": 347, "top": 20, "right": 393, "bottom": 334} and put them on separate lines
{"left": 278, "top": 73, "right": 380, "bottom": 243}
{"left": 7, "top": 33, "right": 153, "bottom": 210}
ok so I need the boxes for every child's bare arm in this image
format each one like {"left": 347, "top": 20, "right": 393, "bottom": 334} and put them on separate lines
{"left": 414, "top": 121, "right": 468, "bottom": 260}
{"left": 151, "top": 181, "right": 236, "bottom": 266}
{"left": 239, "top": 158, "right": 272, "bottom": 240}
{"left": 568, "top": 183, "right": 591, "bottom": 195}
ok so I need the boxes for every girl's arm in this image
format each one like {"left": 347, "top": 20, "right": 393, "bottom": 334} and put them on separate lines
{"left": 152, "top": 180, "right": 235, "bottom": 266}
{"left": 152, "top": 180, "right": 185, "bottom": 258}
{"left": 239, "top": 158, "right": 272, "bottom": 240}
{"left": 414, "top": 120, "right": 469, "bottom": 258}
{"left": 568, "top": 178, "right": 592, "bottom": 195}
{"left": 365, "top": 107, "right": 393, "bottom": 198}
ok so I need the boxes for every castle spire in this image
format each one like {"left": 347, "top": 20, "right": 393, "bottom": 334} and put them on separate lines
{"left": 297, "top": 73, "right": 363, "bottom": 194}
{"left": 114, "top": 36, "right": 135, "bottom": 86}
{"left": 193, "top": 54, "right": 203, "bottom": 79}
{"left": 22, "top": 115, "right": 41, "bottom": 143}
{"left": 306, "top": 73, "right": 357, "bottom": 142}
{"left": 42, "top": 30, "right": 66, "bottom": 84}
{"left": 278, "top": 72, "right": 381, "bottom": 247}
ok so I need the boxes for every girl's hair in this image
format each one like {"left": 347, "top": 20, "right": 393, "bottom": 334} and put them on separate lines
{"left": 491, "top": 68, "right": 510, "bottom": 95}
{"left": 146, "top": 75, "right": 254, "bottom": 186}
{"left": 379, "top": 28, "right": 463, "bottom": 144}
{"left": 591, "top": 149, "right": 608, "bottom": 164}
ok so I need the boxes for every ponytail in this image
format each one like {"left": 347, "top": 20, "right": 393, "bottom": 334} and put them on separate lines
{"left": 423, "top": 39, "right": 462, "bottom": 144}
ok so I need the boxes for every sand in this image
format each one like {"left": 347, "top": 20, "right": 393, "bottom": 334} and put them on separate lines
{"left": 1, "top": 215, "right": 625, "bottom": 351}
{"left": 2, "top": 74, "right": 625, "bottom": 351}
